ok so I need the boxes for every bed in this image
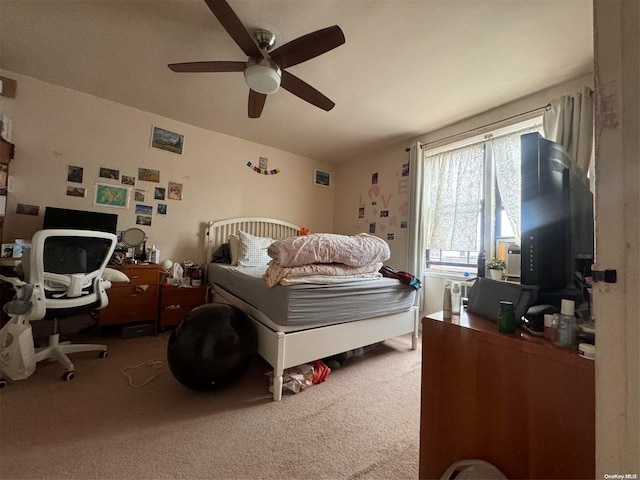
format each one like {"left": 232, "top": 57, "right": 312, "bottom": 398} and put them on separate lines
{"left": 206, "top": 217, "right": 419, "bottom": 401}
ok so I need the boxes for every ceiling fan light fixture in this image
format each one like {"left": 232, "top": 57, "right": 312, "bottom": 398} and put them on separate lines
{"left": 244, "top": 58, "right": 281, "bottom": 95}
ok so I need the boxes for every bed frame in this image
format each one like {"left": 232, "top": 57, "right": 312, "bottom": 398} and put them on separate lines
{"left": 206, "top": 217, "right": 419, "bottom": 401}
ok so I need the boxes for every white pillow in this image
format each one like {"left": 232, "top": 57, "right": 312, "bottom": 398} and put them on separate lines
{"left": 238, "top": 231, "right": 273, "bottom": 267}
{"left": 229, "top": 234, "right": 240, "bottom": 266}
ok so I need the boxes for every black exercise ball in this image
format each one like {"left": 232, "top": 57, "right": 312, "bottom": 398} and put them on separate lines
{"left": 167, "top": 303, "right": 257, "bottom": 391}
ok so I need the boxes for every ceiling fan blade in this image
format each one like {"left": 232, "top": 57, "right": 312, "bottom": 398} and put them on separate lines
{"left": 168, "top": 61, "right": 245, "bottom": 73}
{"left": 248, "top": 90, "right": 267, "bottom": 118}
{"left": 270, "top": 25, "right": 345, "bottom": 69}
{"left": 280, "top": 71, "right": 335, "bottom": 111}
{"left": 204, "top": 0, "right": 262, "bottom": 58}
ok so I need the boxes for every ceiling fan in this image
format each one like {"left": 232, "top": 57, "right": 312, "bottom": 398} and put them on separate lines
{"left": 168, "top": 0, "right": 345, "bottom": 119}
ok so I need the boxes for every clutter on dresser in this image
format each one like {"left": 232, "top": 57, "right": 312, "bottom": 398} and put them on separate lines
{"left": 160, "top": 260, "right": 206, "bottom": 287}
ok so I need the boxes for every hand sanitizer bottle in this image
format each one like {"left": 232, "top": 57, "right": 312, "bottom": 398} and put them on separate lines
{"left": 451, "top": 281, "right": 461, "bottom": 314}
{"left": 443, "top": 281, "right": 452, "bottom": 319}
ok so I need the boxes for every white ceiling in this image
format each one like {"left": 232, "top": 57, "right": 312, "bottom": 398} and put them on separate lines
{"left": 0, "top": 0, "right": 593, "bottom": 163}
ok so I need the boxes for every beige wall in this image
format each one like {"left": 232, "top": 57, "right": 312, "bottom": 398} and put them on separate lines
{"left": 334, "top": 73, "right": 594, "bottom": 273}
{"left": 0, "top": 71, "right": 334, "bottom": 265}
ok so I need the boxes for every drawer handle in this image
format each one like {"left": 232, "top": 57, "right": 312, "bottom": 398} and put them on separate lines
{"left": 127, "top": 294, "right": 139, "bottom": 297}
{"left": 165, "top": 304, "right": 182, "bottom": 310}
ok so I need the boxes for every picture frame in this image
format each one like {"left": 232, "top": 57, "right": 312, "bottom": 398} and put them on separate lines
{"left": 67, "top": 165, "right": 84, "bottom": 183}
{"left": 135, "top": 204, "right": 153, "bottom": 215}
{"left": 154, "top": 187, "right": 166, "bottom": 200}
{"left": 314, "top": 169, "right": 332, "bottom": 188}
{"left": 168, "top": 181, "right": 183, "bottom": 200}
{"left": 121, "top": 175, "right": 136, "bottom": 186}
{"left": 150, "top": 126, "right": 184, "bottom": 155}
{"left": 138, "top": 168, "right": 160, "bottom": 183}
{"left": 66, "top": 186, "right": 86, "bottom": 198}
{"left": 94, "top": 183, "right": 130, "bottom": 209}
{"left": 134, "top": 189, "right": 145, "bottom": 202}
{"left": 99, "top": 167, "right": 120, "bottom": 180}
{"left": 136, "top": 215, "right": 152, "bottom": 226}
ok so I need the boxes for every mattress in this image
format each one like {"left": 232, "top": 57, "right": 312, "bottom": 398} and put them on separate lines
{"left": 208, "top": 263, "right": 416, "bottom": 329}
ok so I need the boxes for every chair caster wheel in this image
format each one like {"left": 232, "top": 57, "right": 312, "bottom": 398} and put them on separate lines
{"left": 0, "top": 378, "right": 8, "bottom": 389}
{"left": 99, "top": 350, "right": 108, "bottom": 359}
{"left": 62, "top": 371, "right": 75, "bottom": 381}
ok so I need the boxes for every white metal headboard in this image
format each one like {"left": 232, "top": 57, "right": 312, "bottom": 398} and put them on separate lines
{"left": 206, "top": 217, "right": 301, "bottom": 262}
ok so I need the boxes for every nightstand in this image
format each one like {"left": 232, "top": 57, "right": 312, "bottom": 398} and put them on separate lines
{"left": 99, "top": 263, "right": 160, "bottom": 328}
{"left": 158, "top": 285, "right": 208, "bottom": 330}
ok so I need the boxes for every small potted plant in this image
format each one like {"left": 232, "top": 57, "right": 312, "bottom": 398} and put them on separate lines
{"left": 486, "top": 257, "right": 506, "bottom": 280}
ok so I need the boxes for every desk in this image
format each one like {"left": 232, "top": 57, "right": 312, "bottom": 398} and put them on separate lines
{"left": 419, "top": 310, "right": 594, "bottom": 479}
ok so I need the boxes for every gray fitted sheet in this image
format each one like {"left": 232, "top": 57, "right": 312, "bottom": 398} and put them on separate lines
{"left": 208, "top": 263, "right": 416, "bottom": 328}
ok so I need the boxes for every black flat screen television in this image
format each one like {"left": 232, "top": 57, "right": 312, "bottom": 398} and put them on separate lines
{"left": 520, "top": 132, "right": 594, "bottom": 305}
{"left": 42, "top": 207, "right": 118, "bottom": 234}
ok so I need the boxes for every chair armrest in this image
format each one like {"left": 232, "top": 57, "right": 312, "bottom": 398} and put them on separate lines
{"left": 0, "top": 274, "right": 26, "bottom": 288}
{"left": 103, "top": 268, "right": 130, "bottom": 283}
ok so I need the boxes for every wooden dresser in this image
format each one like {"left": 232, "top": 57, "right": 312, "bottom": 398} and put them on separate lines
{"left": 99, "top": 263, "right": 160, "bottom": 328}
{"left": 420, "top": 310, "right": 595, "bottom": 480}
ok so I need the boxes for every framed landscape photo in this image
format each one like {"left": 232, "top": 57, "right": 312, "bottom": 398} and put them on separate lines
{"left": 94, "top": 183, "right": 130, "bottom": 209}
{"left": 151, "top": 126, "right": 184, "bottom": 155}
{"left": 138, "top": 168, "right": 160, "bottom": 183}
{"left": 314, "top": 169, "right": 332, "bottom": 188}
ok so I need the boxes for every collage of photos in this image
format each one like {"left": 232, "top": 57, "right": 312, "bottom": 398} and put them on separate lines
{"left": 52, "top": 124, "right": 186, "bottom": 227}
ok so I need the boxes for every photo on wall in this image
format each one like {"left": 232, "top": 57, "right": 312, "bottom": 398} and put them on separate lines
{"left": 157, "top": 203, "right": 167, "bottom": 215}
{"left": 94, "top": 183, "right": 130, "bottom": 209}
{"left": 121, "top": 175, "right": 136, "bottom": 186}
{"left": 67, "top": 165, "right": 84, "bottom": 184}
{"left": 138, "top": 168, "right": 160, "bottom": 183}
{"left": 168, "top": 181, "right": 183, "bottom": 200}
{"left": 136, "top": 215, "right": 152, "bottom": 226}
{"left": 99, "top": 167, "right": 120, "bottom": 180}
{"left": 16, "top": 203, "right": 40, "bottom": 216}
{"left": 135, "top": 204, "right": 153, "bottom": 215}
{"left": 314, "top": 169, "right": 331, "bottom": 188}
{"left": 66, "top": 186, "right": 86, "bottom": 198}
{"left": 134, "top": 189, "right": 146, "bottom": 202}
{"left": 154, "top": 187, "right": 166, "bottom": 200}
{"left": 150, "top": 126, "right": 184, "bottom": 155}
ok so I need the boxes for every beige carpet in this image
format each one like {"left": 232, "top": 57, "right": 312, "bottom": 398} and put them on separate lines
{"left": 0, "top": 330, "right": 421, "bottom": 480}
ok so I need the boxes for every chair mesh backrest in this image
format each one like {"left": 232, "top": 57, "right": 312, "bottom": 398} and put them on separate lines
{"left": 43, "top": 236, "right": 113, "bottom": 274}
{"left": 28, "top": 229, "right": 117, "bottom": 299}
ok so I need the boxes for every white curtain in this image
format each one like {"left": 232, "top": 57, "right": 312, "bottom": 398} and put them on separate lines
{"left": 423, "top": 143, "right": 484, "bottom": 250}
{"left": 406, "top": 143, "right": 425, "bottom": 309}
{"left": 488, "top": 126, "right": 541, "bottom": 242}
{"left": 543, "top": 86, "right": 594, "bottom": 174}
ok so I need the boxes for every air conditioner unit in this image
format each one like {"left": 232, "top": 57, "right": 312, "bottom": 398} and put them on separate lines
{"left": 506, "top": 252, "right": 521, "bottom": 278}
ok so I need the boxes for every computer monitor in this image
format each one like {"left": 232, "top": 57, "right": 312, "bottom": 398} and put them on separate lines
{"left": 42, "top": 207, "right": 118, "bottom": 234}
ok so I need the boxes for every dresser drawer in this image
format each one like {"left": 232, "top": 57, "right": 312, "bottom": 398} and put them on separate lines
{"left": 100, "top": 284, "right": 159, "bottom": 325}
{"left": 100, "top": 263, "right": 160, "bottom": 326}
{"left": 159, "top": 286, "right": 208, "bottom": 328}
{"left": 113, "top": 265, "right": 159, "bottom": 286}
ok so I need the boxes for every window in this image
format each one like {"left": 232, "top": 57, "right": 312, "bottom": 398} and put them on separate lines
{"left": 422, "top": 118, "right": 543, "bottom": 274}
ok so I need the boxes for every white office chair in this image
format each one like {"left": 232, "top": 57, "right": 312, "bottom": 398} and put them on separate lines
{"left": 1, "top": 229, "right": 118, "bottom": 382}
